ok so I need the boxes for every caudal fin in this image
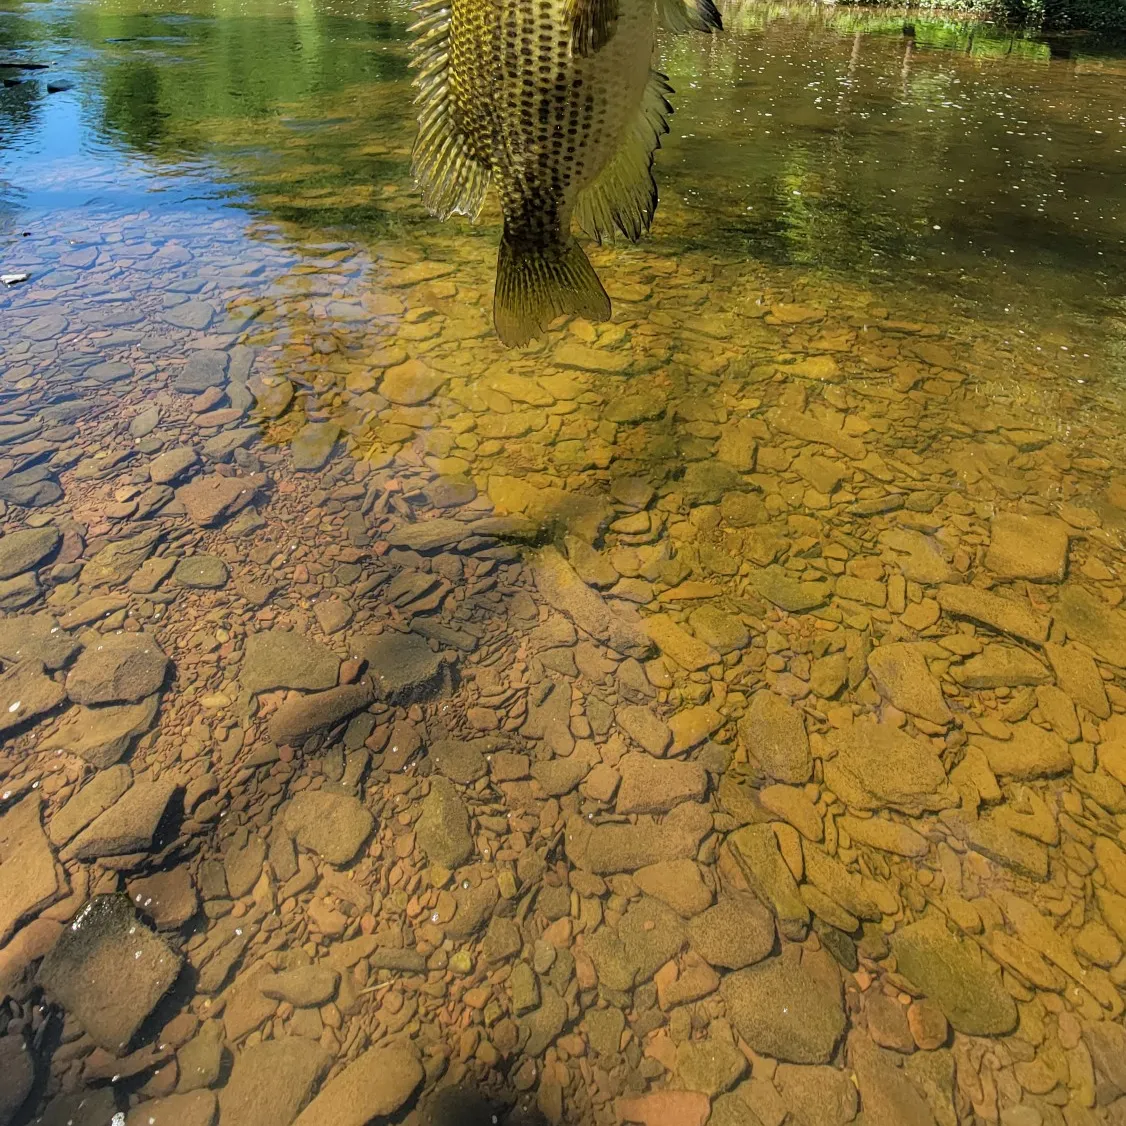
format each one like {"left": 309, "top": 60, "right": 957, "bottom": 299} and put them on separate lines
{"left": 493, "top": 232, "right": 611, "bottom": 348}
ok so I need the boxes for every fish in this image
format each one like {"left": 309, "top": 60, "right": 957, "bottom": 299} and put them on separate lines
{"left": 409, "top": 0, "right": 722, "bottom": 347}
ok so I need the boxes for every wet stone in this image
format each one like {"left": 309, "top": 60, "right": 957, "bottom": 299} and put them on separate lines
{"left": 0, "top": 1035, "right": 34, "bottom": 1126}
{"left": 65, "top": 632, "right": 169, "bottom": 705}
{"left": 126, "top": 1091, "right": 217, "bottom": 1126}
{"left": 416, "top": 776, "right": 473, "bottom": 868}
{"left": 0, "top": 659, "right": 66, "bottom": 735}
{"left": 241, "top": 629, "right": 340, "bottom": 694}
{"left": 291, "top": 1043, "right": 422, "bottom": 1126}
{"left": 738, "top": 690, "right": 812, "bottom": 783}
{"left": 986, "top": 513, "right": 1071, "bottom": 582}
{"left": 617, "top": 704, "right": 673, "bottom": 757}
{"left": 40, "top": 694, "right": 160, "bottom": 768}
{"left": 177, "top": 473, "right": 260, "bottom": 526}
{"left": 748, "top": 564, "right": 831, "bottom": 612}
{"left": 721, "top": 951, "right": 847, "bottom": 1064}
{"left": 615, "top": 753, "right": 708, "bottom": 814}
{"left": 687, "top": 892, "right": 776, "bottom": 969}
{"left": 66, "top": 774, "right": 178, "bottom": 860}
{"left": 867, "top": 642, "right": 951, "bottom": 725}
{"left": 634, "top": 859, "right": 713, "bottom": 917}
{"left": 676, "top": 1036, "right": 747, "bottom": 1096}
{"left": 127, "top": 866, "right": 198, "bottom": 929}
{"left": 890, "top": 914, "right": 1017, "bottom": 1036}
{"left": 775, "top": 1062, "right": 858, "bottom": 1126}
{"left": 429, "top": 737, "right": 490, "bottom": 783}
{"left": 291, "top": 421, "right": 341, "bottom": 470}
{"left": 174, "top": 553, "right": 229, "bottom": 588}
{"left": 37, "top": 894, "right": 182, "bottom": 1053}
{"left": 217, "top": 1038, "right": 331, "bottom": 1126}
{"left": 149, "top": 446, "right": 199, "bottom": 484}
{"left": 48, "top": 763, "right": 133, "bottom": 846}
{"left": 0, "top": 612, "right": 82, "bottom": 669}
{"left": 357, "top": 630, "right": 446, "bottom": 704}
{"left": 174, "top": 349, "right": 228, "bottom": 392}
{"left": 281, "top": 790, "right": 374, "bottom": 866}
{"left": 270, "top": 680, "right": 375, "bottom": 746}
{"left": 0, "top": 525, "right": 59, "bottom": 579}
{"left": 0, "top": 794, "right": 63, "bottom": 945}
{"left": 79, "top": 527, "right": 161, "bottom": 586}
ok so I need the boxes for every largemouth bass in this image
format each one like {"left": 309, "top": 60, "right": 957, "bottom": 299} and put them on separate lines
{"left": 410, "top": 0, "right": 721, "bottom": 347}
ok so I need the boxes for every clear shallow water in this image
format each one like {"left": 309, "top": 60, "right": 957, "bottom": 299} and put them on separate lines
{"left": 3, "top": 2, "right": 1126, "bottom": 1125}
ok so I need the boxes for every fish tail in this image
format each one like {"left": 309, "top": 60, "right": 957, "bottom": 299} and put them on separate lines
{"left": 493, "top": 228, "right": 611, "bottom": 348}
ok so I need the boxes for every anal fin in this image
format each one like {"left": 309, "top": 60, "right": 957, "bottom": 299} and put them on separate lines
{"left": 574, "top": 70, "right": 674, "bottom": 244}
{"left": 409, "top": 0, "right": 491, "bottom": 219}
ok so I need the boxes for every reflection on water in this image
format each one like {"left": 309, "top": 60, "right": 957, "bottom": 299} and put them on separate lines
{"left": 2, "top": 1, "right": 1126, "bottom": 1125}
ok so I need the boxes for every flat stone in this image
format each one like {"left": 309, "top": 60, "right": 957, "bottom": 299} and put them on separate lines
{"left": 687, "top": 604, "right": 750, "bottom": 654}
{"left": 0, "top": 659, "right": 66, "bottom": 735}
{"left": 644, "top": 614, "right": 720, "bottom": 671}
{"left": 269, "top": 680, "right": 375, "bottom": 746}
{"left": 0, "top": 572, "right": 39, "bottom": 609}
{"left": 87, "top": 360, "right": 132, "bottom": 384}
{"left": 429, "top": 737, "right": 490, "bottom": 784}
{"left": 39, "top": 694, "right": 160, "bottom": 768}
{"left": 291, "top": 421, "right": 340, "bottom": 471}
{"left": 0, "top": 1034, "right": 34, "bottom": 1126}
{"left": 986, "top": 513, "right": 1070, "bottom": 582}
{"left": 38, "top": 895, "right": 182, "bottom": 1053}
{"left": 738, "top": 690, "right": 812, "bottom": 783}
{"left": 633, "top": 859, "right": 713, "bottom": 917}
{"left": 217, "top": 1038, "right": 331, "bottom": 1126}
{"left": 65, "top": 633, "right": 169, "bottom": 705}
{"left": 669, "top": 705, "right": 724, "bottom": 755}
{"left": 48, "top": 764, "right": 133, "bottom": 846}
{"left": 176, "top": 1020, "right": 223, "bottom": 1093}
{"left": 416, "top": 776, "right": 472, "bottom": 868}
{"left": 867, "top": 643, "right": 951, "bottom": 724}
{"left": 356, "top": 631, "right": 446, "bottom": 705}
{"left": 775, "top": 1062, "right": 858, "bottom": 1126}
{"left": 66, "top": 776, "right": 178, "bottom": 860}
{"left": 566, "top": 801, "right": 712, "bottom": 875}
{"left": 838, "top": 815, "right": 927, "bottom": 858}
{"left": 553, "top": 340, "right": 631, "bottom": 373}
{"left": 126, "top": 1091, "right": 216, "bottom": 1126}
{"left": 618, "top": 705, "right": 673, "bottom": 756}
{"left": 971, "top": 722, "right": 1071, "bottom": 780}
{"left": 241, "top": 630, "right": 339, "bottom": 694}
{"left": 676, "top": 1036, "right": 747, "bottom": 1097}
{"left": 174, "top": 350, "right": 227, "bottom": 392}
{"left": 177, "top": 474, "right": 260, "bottom": 526}
{"left": 890, "top": 914, "right": 1017, "bottom": 1035}
{"left": 952, "top": 644, "right": 1052, "bottom": 688}
{"left": 174, "top": 554, "right": 229, "bottom": 589}
{"left": 80, "top": 527, "right": 161, "bottom": 586}
{"left": 126, "top": 867, "right": 198, "bottom": 929}
{"left": 291, "top": 1043, "right": 422, "bottom": 1126}
{"left": 937, "top": 584, "right": 1050, "bottom": 645}
{"left": 824, "top": 718, "right": 954, "bottom": 815}
{"left": 941, "top": 809, "right": 1048, "bottom": 879}
{"left": 721, "top": 952, "right": 847, "bottom": 1064}
{"left": 617, "top": 1092, "right": 709, "bottom": 1126}
{"left": 687, "top": 892, "right": 775, "bottom": 969}
{"left": 0, "top": 612, "right": 81, "bottom": 669}
{"left": 380, "top": 358, "right": 446, "bottom": 405}
{"left": 385, "top": 518, "right": 468, "bottom": 551}
{"left": 166, "top": 300, "right": 215, "bottom": 331}
{"left": 0, "top": 525, "right": 59, "bottom": 579}
{"left": 0, "top": 794, "right": 63, "bottom": 945}
{"left": 1053, "top": 584, "right": 1126, "bottom": 668}
{"left": 748, "top": 565, "right": 830, "bottom": 612}
{"left": 281, "top": 790, "right": 374, "bottom": 866}
{"left": 535, "top": 547, "right": 650, "bottom": 658}
{"left": 1045, "top": 642, "right": 1110, "bottom": 718}
{"left": 849, "top": 1032, "right": 936, "bottom": 1126}
{"left": 261, "top": 965, "right": 339, "bottom": 1008}
{"left": 726, "top": 824, "right": 809, "bottom": 940}
{"left": 680, "top": 461, "right": 744, "bottom": 505}
{"left": 615, "top": 753, "right": 707, "bottom": 814}
{"left": 149, "top": 447, "right": 199, "bottom": 485}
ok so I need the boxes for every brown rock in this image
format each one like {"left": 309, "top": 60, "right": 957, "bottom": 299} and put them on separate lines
{"left": 291, "top": 1043, "right": 422, "bottom": 1126}
{"left": 616, "top": 1091, "right": 710, "bottom": 1126}
{"left": 217, "top": 1038, "right": 331, "bottom": 1126}
{"left": 177, "top": 473, "right": 261, "bottom": 526}
{"left": 0, "top": 794, "right": 63, "bottom": 945}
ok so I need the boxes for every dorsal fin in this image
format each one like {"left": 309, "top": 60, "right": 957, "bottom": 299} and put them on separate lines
{"left": 574, "top": 70, "right": 674, "bottom": 245}
{"left": 409, "top": 0, "right": 491, "bottom": 221}
{"left": 657, "top": 0, "right": 723, "bottom": 33}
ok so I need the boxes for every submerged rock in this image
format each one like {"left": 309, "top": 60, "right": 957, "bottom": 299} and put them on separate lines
{"left": 291, "top": 1043, "right": 422, "bottom": 1126}
{"left": 65, "top": 633, "right": 169, "bottom": 706}
{"left": 0, "top": 794, "right": 64, "bottom": 945}
{"left": 38, "top": 895, "right": 182, "bottom": 1053}
{"left": 217, "top": 1038, "right": 331, "bottom": 1126}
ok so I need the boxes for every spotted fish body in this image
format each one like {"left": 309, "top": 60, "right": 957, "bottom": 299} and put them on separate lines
{"left": 410, "top": 0, "right": 721, "bottom": 346}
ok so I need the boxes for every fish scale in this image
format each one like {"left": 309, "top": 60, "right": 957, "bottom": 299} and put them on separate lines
{"left": 410, "top": 0, "right": 722, "bottom": 346}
